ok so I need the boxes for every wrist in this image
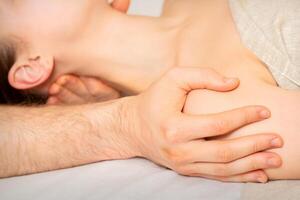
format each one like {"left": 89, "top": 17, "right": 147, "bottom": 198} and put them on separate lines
{"left": 119, "top": 95, "right": 156, "bottom": 160}
{"left": 83, "top": 97, "right": 142, "bottom": 160}
{"left": 116, "top": 96, "right": 144, "bottom": 158}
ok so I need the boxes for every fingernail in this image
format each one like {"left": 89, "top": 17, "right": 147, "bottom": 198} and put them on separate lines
{"left": 49, "top": 84, "right": 60, "bottom": 95}
{"left": 257, "top": 176, "right": 268, "bottom": 183}
{"left": 47, "top": 97, "right": 58, "bottom": 105}
{"left": 259, "top": 109, "right": 271, "bottom": 119}
{"left": 267, "top": 157, "right": 281, "bottom": 167}
{"left": 271, "top": 138, "right": 283, "bottom": 147}
{"left": 58, "top": 77, "right": 67, "bottom": 86}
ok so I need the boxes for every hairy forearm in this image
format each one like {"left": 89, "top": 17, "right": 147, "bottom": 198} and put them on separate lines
{"left": 0, "top": 98, "right": 137, "bottom": 178}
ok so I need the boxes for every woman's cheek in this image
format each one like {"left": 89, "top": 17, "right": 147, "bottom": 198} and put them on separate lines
{"left": 20, "top": 0, "right": 95, "bottom": 41}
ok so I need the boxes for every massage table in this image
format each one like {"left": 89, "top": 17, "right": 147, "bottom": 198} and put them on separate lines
{"left": 1, "top": 158, "right": 299, "bottom": 200}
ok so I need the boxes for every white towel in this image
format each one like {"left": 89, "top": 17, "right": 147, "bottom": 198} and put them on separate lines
{"left": 229, "top": 0, "right": 300, "bottom": 90}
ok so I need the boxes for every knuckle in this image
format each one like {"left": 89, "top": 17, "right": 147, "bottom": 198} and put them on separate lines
{"left": 242, "top": 108, "right": 255, "bottom": 124}
{"left": 161, "top": 120, "right": 181, "bottom": 144}
{"left": 208, "top": 120, "right": 229, "bottom": 134}
{"left": 216, "top": 145, "right": 235, "bottom": 162}
{"left": 250, "top": 158, "right": 261, "bottom": 171}
{"left": 163, "top": 147, "right": 186, "bottom": 165}
{"left": 251, "top": 140, "right": 262, "bottom": 153}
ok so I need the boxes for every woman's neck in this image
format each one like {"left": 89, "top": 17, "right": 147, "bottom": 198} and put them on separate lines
{"left": 54, "top": 8, "right": 184, "bottom": 94}
{"left": 54, "top": 0, "right": 277, "bottom": 94}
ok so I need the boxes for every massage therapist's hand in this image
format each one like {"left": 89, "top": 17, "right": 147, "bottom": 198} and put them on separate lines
{"left": 47, "top": 75, "right": 120, "bottom": 105}
{"left": 126, "top": 68, "right": 283, "bottom": 183}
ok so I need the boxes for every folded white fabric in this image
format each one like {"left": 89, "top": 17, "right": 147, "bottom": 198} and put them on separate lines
{"left": 229, "top": 0, "right": 300, "bottom": 90}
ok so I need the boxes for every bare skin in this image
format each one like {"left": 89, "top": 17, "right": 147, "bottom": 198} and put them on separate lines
{"left": 49, "top": 0, "right": 300, "bottom": 180}
{"left": 0, "top": 68, "right": 283, "bottom": 183}
{"left": 184, "top": 79, "right": 300, "bottom": 180}
{"left": 0, "top": 0, "right": 296, "bottom": 181}
{"left": 162, "top": 0, "right": 300, "bottom": 180}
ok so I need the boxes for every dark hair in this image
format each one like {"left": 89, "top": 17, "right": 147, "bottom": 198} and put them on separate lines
{"left": 0, "top": 42, "right": 46, "bottom": 105}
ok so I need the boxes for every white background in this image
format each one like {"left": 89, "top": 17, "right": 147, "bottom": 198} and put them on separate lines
{"left": 128, "top": 0, "right": 164, "bottom": 16}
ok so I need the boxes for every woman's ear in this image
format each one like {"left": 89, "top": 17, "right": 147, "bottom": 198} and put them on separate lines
{"left": 111, "top": 0, "right": 131, "bottom": 13}
{"left": 8, "top": 55, "right": 54, "bottom": 90}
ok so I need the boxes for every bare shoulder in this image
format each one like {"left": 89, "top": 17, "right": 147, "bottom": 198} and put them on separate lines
{"left": 184, "top": 83, "right": 300, "bottom": 179}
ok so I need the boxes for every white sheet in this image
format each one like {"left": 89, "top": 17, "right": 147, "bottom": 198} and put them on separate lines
{"left": 0, "top": 159, "right": 243, "bottom": 200}
{"left": 0, "top": 1, "right": 244, "bottom": 199}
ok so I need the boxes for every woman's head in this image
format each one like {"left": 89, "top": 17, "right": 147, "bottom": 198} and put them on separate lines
{"left": 0, "top": 0, "right": 130, "bottom": 104}
{"left": 0, "top": 39, "right": 45, "bottom": 104}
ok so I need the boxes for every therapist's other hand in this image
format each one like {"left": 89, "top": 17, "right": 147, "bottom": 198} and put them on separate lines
{"left": 47, "top": 75, "right": 120, "bottom": 105}
{"left": 128, "top": 67, "right": 283, "bottom": 183}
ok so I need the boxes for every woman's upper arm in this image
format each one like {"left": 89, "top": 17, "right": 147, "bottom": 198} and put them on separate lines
{"left": 183, "top": 87, "right": 300, "bottom": 180}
